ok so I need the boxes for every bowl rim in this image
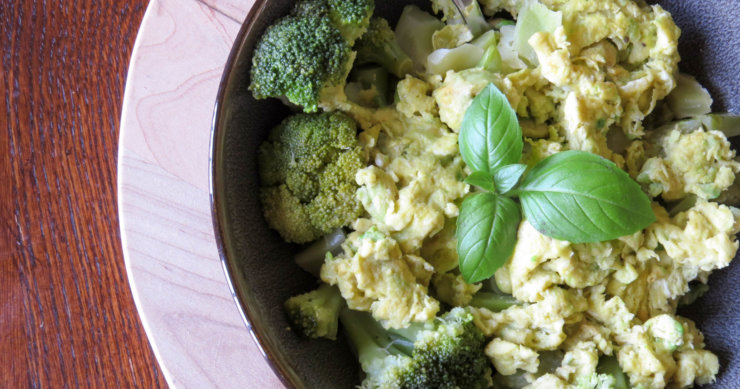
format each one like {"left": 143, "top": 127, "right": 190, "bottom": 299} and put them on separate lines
{"left": 209, "top": 0, "right": 297, "bottom": 387}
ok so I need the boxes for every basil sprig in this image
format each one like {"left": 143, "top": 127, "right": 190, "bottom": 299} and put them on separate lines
{"left": 456, "top": 84, "right": 655, "bottom": 283}
{"left": 459, "top": 82, "right": 522, "bottom": 172}
{"left": 457, "top": 193, "right": 520, "bottom": 282}
{"left": 516, "top": 150, "right": 655, "bottom": 242}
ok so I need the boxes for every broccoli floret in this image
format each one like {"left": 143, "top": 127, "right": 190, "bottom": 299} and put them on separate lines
{"left": 261, "top": 185, "right": 320, "bottom": 243}
{"left": 354, "top": 18, "right": 413, "bottom": 78}
{"left": 249, "top": 0, "right": 374, "bottom": 112}
{"left": 326, "top": 0, "right": 375, "bottom": 44}
{"left": 285, "top": 283, "right": 345, "bottom": 340}
{"left": 258, "top": 112, "right": 365, "bottom": 243}
{"left": 293, "top": 0, "right": 373, "bottom": 44}
{"left": 341, "top": 307, "right": 492, "bottom": 389}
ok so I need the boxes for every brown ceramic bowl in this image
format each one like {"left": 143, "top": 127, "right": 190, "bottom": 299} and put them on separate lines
{"left": 210, "top": 1, "right": 740, "bottom": 388}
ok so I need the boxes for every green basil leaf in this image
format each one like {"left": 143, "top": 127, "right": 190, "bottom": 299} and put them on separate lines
{"left": 493, "top": 164, "right": 527, "bottom": 194}
{"left": 459, "top": 83, "right": 523, "bottom": 173}
{"left": 517, "top": 150, "right": 655, "bottom": 243}
{"left": 465, "top": 171, "right": 497, "bottom": 192}
{"left": 457, "top": 193, "right": 521, "bottom": 283}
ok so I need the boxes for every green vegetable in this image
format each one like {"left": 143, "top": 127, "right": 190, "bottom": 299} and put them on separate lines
{"left": 666, "top": 73, "right": 713, "bottom": 119}
{"left": 468, "top": 291, "right": 520, "bottom": 312}
{"left": 258, "top": 112, "right": 364, "bottom": 243}
{"left": 430, "top": 0, "right": 489, "bottom": 37}
{"left": 456, "top": 83, "right": 655, "bottom": 281}
{"left": 426, "top": 44, "right": 486, "bottom": 75}
{"left": 517, "top": 151, "right": 656, "bottom": 243}
{"left": 293, "top": 0, "right": 374, "bottom": 44}
{"left": 433, "top": 24, "right": 474, "bottom": 50}
{"left": 459, "top": 83, "right": 523, "bottom": 173}
{"left": 513, "top": 0, "right": 562, "bottom": 66}
{"left": 284, "top": 283, "right": 345, "bottom": 340}
{"left": 701, "top": 113, "right": 740, "bottom": 138}
{"left": 354, "top": 17, "right": 413, "bottom": 78}
{"left": 345, "top": 65, "right": 391, "bottom": 108}
{"left": 294, "top": 228, "right": 346, "bottom": 277}
{"left": 457, "top": 193, "right": 521, "bottom": 283}
{"left": 497, "top": 24, "right": 527, "bottom": 72}
{"left": 340, "top": 307, "right": 492, "bottom": 388}
{"left": 249, "top": 0, "right": 373, "bottom": 112}
{"left": 491, "top": 18, "right": 515, "bottom": 29}
{"left": 667, "top": 194, "right": 697, "bottom": 217}
{"left": 395, "top": 5, "right": 445, "bottom": 72}
{"left": 424, "top": 5, "right": 497, "bottom": 75}
{"left": 595, "top": 355, "right": 629, "bottom": 389}
{"left": 472, "top": 30, "right": 503, "bottom": 72}
{"left": 324, "top": 0, "right": 375, "bottom": 43}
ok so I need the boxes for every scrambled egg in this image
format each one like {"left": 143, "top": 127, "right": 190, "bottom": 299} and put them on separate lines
{"left": 321, "top": 225, "right": 440, "bottom": 328}
{"left": 637, "top": 123, "right": 740, "bottom": 200}
{"left": 317, "top": 0, "right": 739, "bottom": 387}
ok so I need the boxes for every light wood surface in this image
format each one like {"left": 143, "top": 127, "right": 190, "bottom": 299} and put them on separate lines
{"left": 118, "top": 0, "right": 284, "bottom": 387}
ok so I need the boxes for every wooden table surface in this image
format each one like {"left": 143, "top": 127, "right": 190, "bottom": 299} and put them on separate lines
{"left": 3, "top": 1, "right": 166, "bottom": 387}
{"left": 3, "top": 0, "right": 288, "bottom": 386}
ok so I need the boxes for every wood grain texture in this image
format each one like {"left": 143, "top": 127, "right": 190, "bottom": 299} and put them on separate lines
{"left": 1, "top": 0, "right": 167, "bottom": 388}
{"left": 118, "top": 0, "right": 284, "bottom": 388}
{"left": 200, "top": 0, "right": 255, "bottom": 22}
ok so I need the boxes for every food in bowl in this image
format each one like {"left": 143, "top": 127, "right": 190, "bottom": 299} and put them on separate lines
{"left": 246, "top": 0, "right": 740, "bottom": 387}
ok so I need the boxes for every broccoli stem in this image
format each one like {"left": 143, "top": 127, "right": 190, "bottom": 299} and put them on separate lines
{"left": 395, "top": 5, "right": 445, "bottom": 72}
{"left": 666, "top": 194, "right": 697, "bottom": 217}
{"left": 513, "top": 1, "right": 562, "bottom": 66}
{"left": 472, "top": 30, "right": 502, "bottom": 71}
{"left": 427, "top": 44, "right": 485, "bottom": 75}
{"left": 432, "top": 0, "right": 489, "bottom": 37}
{"left": 666, "top": 73, "right": 713, "bottom": 119}
{"left": 595, "top": 355, "right": 629, "bottom": 389}
{"left": 701, "top": 113, "right": 740, "bottom": 138}
{"left": 295, "top": 228, "right": 346, "bottom": 277}
{"left": 354, "top": 18, "right": 413, "bottom": 78}
{"left": 468, "top": 291, "right": 520, "bottom": 312}
{"left": 451, "top": 0, "right": 490, "bottom": 37}
{"left": 491, "top": 18, "right": 515, "bottom": 29}
{"left": 339, "top": 308, "right": 413, "bottom": 368}
{"left": 345, "top": 66, "right": 391, "bottom": 108}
